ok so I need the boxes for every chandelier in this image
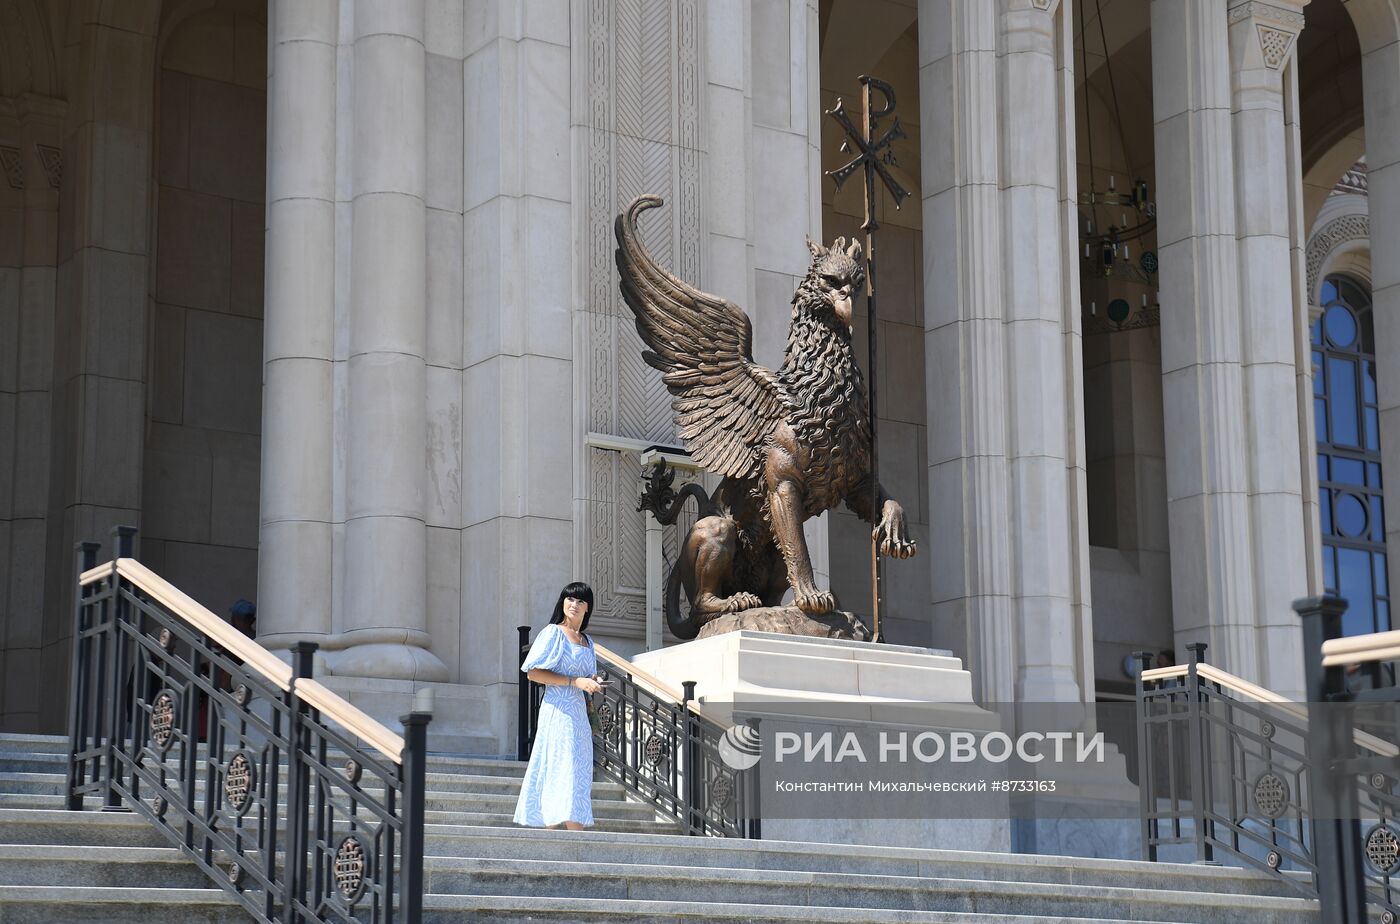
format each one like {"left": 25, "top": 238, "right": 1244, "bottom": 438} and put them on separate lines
{"left": 1077, "top": 0, "right": 1157, "bottom": 288}
{"left": 1081, "top": 175, "right": 1154, "bottom": 279}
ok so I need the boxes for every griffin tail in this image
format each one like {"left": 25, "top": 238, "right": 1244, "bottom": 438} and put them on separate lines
{"left": 637, "top": 459, "right": 720, "bottom": 640}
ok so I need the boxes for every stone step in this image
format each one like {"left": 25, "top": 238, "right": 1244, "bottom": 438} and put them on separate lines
{"left": 0, "top": 808, "right": 173, "bottom": 848}
{"left": 0, "top": 844, "right": 210, "bottom": 889}
{"left": 0, "top": 791, "right": 669, "bottom": 830}
{"left": 0, "top": 885, "right": 1205, "bottom": 924}
{"left": 416, "top": 855, "right": 1317, "bottom": 924}
{"left": 414, "top": 824, "right": 1306, "bottom": 899}
{"left": 0, "top": 768, "right": 632, "bottom": 801}
{"left": 0, "top": 885, "right": 245, "bottom": 924}
{"left": 0, "top": 809, "right": 1315, "bottom": 923}
{"left": 0, "top": 805, "right": 678, "bottom": 845}
{"left": 0, "top": 738, "right": 1317, "bottom": 922}
{"left": 417, "top": 894, "right": 1204, "bottom": 923}
{"left": 0, "top": 755, "right": 73, "bottom": 775}
{"left": 0, "top": 807, "right": 1299, "bottom": 899}
{"left": 0, "top": 739, "right": 532, "bottom": 778}
{"left": 0, "top": 733, "right": 68, "bottom": 754}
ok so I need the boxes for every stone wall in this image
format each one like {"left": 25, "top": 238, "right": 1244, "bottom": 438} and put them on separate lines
{"left": 142, "top": 6, "right": 266, "bottom": 618}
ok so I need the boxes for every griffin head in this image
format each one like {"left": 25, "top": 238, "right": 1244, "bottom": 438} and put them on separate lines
{"left": 801, "top": 237, "right": 866, "bottom": 327}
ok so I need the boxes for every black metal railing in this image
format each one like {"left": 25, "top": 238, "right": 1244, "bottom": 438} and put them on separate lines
{"left": 66, "top": 528, "right": 429, "bottom": 924}
{"left": 517, "top": 625, "right": 760, "bottom": 837}
{"left": 1135, "top": 596, "right": 1400, "bottom": 924}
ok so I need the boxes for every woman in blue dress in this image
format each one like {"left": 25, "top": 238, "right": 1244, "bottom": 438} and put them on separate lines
{"left": 513, "top": 582, "right": 601, "bottom": 830}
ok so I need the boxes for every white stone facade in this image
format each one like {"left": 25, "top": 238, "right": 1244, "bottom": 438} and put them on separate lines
{"left": 1, "top": 0, "right": 1397, "bottom": 743}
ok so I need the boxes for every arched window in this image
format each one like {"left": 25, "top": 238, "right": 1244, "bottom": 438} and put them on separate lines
{"left": 1313, "top": 275, "right": 1388, "bottom": 639}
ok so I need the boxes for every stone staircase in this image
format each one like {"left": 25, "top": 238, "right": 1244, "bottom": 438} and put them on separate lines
{"left": 0, "top": 732, "right": 1325, "bottom": 923}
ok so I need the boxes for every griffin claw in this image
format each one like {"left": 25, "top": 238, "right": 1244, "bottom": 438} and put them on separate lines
{"left": 794, "top": 590, "right": 837, "bottom": 615}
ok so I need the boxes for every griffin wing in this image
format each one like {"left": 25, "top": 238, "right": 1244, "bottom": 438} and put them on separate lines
{"left": 614, "top": 195, "right": 790, "bottom": 482}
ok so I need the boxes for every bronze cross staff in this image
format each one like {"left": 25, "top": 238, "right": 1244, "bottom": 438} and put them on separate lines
{"left": 825, "top": 75, "right": 909, "bottom": 644}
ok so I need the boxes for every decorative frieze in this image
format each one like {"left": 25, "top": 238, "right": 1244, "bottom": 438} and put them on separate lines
{"left": 34, "top": 143, "right": 61, "bottom": 188}
{"left": 1306, "top": 213, "right": 1369, "bottom": 298}
{"left": 1226, "top": 0, "right": 1305, "bottom": 31}
{"left": 0, "top": 145, "right": 21, "bottom": 189}
{"left": 1334, "top": 160, "right": 1368, "bottom": 196}
{"left": 1256, "top": 25, "right": 1294, "bottom": 69}
{"left": 579, "top": 0, "right": 704, "bottom": 630}
{"left": 1227, "top": 0, "right": 1303, "bottom": 70}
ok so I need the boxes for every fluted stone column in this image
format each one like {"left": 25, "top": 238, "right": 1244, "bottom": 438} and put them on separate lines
{"left": 1283, "top": 51, "right": 1325, "bottom": 605}
{"left": 258, "top": 0, "right": 337, "bottom": 651}
{"left": 455, "top": 0, "right": 574, "bottom": 750}
{"left": 920, "top": 0, "right": 1090, "bottom": 704}
{"left": 920, "top": 0, "right": 1016, "bottom": 704}
{"left": 1227, "top": 0, "right": 1308, "bottom": 696}
{"left": 336, "top": 0, "right": 446, "bottom": 681}
{"left": 1152, "top": 0, "right": 1260, "bottom": 677}
{"left": 998, "top": 0, "right": 1086, "bottom": 704}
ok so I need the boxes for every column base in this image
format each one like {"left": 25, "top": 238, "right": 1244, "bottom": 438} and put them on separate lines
{"left": 315, "top": 676, "right": 511, "bottom": 756}
{"left": 325, "top": 642, "right": 450, "bottom": 684}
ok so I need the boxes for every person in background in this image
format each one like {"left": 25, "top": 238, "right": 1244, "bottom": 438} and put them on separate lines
{"left": 229, "top": 598, "right": 256, "bottom": 639}
{"left": 513, "top": 582, "right": 601, "bottom": 830}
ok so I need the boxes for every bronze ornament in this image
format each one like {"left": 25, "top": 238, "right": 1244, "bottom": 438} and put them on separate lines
{"left": 224, "top": 751, "right": 255, "bottom": 815}
{"left": 333, "top": 834, "right": 370, "bottom": 903}
{"left": 150, "top": 690, "right": 177, "bottom": 751}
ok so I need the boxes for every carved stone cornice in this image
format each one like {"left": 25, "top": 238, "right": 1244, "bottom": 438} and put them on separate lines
{"left": 1227, "top": 0, "right": 1306, "bottom": 31}
{"left": 1228, "top": 0, "right": 1304, "bottom": 69}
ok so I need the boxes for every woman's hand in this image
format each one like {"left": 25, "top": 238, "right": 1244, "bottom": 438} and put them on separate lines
{"left": 572, "top": 676, "right": 602, "bottom": 694}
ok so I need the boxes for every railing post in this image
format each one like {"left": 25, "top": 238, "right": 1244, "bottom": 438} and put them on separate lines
{"left": 1133, "top": 650, "right": 1156, "bottom": 862}
{"left": 66, "top": 540, "right": 102, "bottom": 810}
{"left": 1184, "top": 642, "right": 1212, "bottom": 862}
{"left": 1295, "top": 594, "right": 1366, "bottom": 924}
{"left": 517, "top": 625, "right": 532, "bottom": 761}
{"left": 400, "top": 710, "right": 432, "bottom": 924}
{"left": 284, "top": 641, "right": 317, "bottom": 924}
{"left": 746, "top": 716, "right": 762, "bottom": 840}
{"left": 102, "top": 525, "right": 137, "bottom": 810}
{"left": 111, "top": 525, "right": 137, "bottom": 559}
{"left": 682, "top": 680, "right": 699, "bottom": 835}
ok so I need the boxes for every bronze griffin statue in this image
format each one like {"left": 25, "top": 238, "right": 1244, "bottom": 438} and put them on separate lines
{"left": 615, "top": 195, "right": 916, "bottom": 640}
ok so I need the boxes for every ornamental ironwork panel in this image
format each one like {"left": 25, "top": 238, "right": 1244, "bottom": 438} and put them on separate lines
{"left": 1135, "top": 613, "right": 1400, "bottom": 924}
{"left": 1366, "top": 825, "right": 1400, "bottom": 875}
{"left": 64, "top": 535, "right": 430, "bottom": 924}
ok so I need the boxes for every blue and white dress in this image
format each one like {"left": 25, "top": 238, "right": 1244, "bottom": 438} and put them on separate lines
{"left": 513, "top": 623, "right": 597, "bottom": 827}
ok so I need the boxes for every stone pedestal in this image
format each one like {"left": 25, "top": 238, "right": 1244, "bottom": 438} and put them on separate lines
{"left": 633, "top": 632, "right": 1141, "bottom": 856}
{"left": 634, "top": 631, "right": 1009, "bottom": 851}
{"left": 632, "top": 630, "right": 978, "bottom": 718}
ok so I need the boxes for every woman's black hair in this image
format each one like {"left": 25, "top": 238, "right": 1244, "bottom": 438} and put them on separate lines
{"left": 549, "top": 581, "right": 594, "bottom": 638}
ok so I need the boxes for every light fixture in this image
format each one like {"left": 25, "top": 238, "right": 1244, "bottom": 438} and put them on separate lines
{"left": 1077, "top": 0, "right": 1159, "bottom": 331}
{"left": 1075, "top": 0, "right": 1153, "bottom": 281}
{"left": 1084, "top": 292, "right": 1161, "bottom": 335}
